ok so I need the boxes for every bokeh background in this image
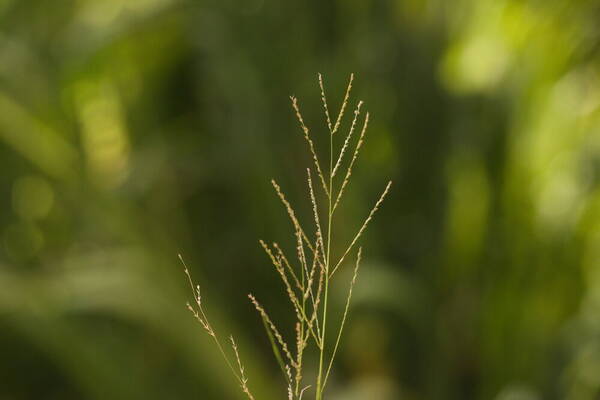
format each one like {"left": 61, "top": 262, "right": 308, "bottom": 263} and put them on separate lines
{"left": 1, "top": 0, "right": 600, "bottom": 399}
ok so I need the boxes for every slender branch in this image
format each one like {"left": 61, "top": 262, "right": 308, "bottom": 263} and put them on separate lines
{"left": 230, "top": 336, "right": 255, "bottom": 400}
{"left": 332, "top": 101, "right": 363, "bottom": 177}
{"left": 180, "top": 255, "right": 255, "bottom": 399}
{"left": 330, "top": 181, "right": 392, "bottom": 278}
{"left": 303, "top": 238, "right": 323, "bottom": 340}
{"left": 249, "top": 294, "right": 297, "bottom": 368}
{"left": 318, "top": 73, "right": 333, "bottom": 134}
{"left": 333, "top": 112, "right": 369, "bottom": 212}
{"left": 271, "top": 179, "right": 326, "bottom": 268}
{"left": 307, "top": 168, "right": 326, "bottom": 258}
{"left": 261, "top": 240, "right": 302, "bottom": 292}
{"left": 332, "top": 73, "right": 354, "bottom": 135}
{"left": 323, "top": 248, "right": 362, "bottom": 389}
{"left": 290, "top": 97, "right": 329, "bottom": 197}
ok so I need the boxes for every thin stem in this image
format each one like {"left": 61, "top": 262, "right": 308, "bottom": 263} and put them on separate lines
{"left": 329, "top": 180, "right": 392, "bottom": 278}
{"left": 180, "top": 255, "right": 249, "bottom": 392}
{"left": 316, "top": 115, "right": 334, "bottom": 400}
{"left": 323, "top": 248, "right": 361, "bottom": 390}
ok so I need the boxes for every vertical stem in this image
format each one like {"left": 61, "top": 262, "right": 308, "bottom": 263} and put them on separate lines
{"left": 316, "top": 129, "right": 334, "bottom": 400}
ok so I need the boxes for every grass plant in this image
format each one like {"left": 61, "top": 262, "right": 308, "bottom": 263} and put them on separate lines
{"left": 182, "top": 74, "right": 391, "bottom": 400}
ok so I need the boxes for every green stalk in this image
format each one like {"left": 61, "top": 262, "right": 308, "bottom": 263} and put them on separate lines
{"left": 316, "top": 128, "right": 334, "bottom": 400}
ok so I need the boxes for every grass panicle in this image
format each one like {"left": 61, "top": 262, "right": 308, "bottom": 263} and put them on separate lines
{"left": 180, "top": 254, "right": 255, "bottom": 400}
{"left": 183, "top": 74, "right": 390, "bottom": 400}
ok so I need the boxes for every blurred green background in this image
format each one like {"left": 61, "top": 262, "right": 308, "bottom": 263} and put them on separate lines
{"left": 1, "top": 0, "right": 599, "bottom": 399}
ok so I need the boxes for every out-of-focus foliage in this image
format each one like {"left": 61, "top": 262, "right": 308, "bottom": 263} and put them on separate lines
{"left": 0, "top": 0, "right": 599, "bottom": 399}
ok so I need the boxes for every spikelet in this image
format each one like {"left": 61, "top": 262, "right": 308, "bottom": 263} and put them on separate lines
{"left": 259, "top": 241, "right": 304, "bottom": 324}
{"left": 308, "top": 254, "right": 325, "bottom": 343}
{"left": 332, "top": 73, "right": 354, "bottom": 135}
{"left": 303, "top": 238, "right": 320, "bottom": 301}
{"left": 260, "top": 240, "right": 302, "bottom": 293}
{"left": 230, "top": 336, "right": 255, "bottom": 400}
{"left": 290, "top": 97, "right": 329, "bottom": 197}
{"left": 303, "top": 238, "right": 323, "bottom": 342}
{"left": 248, "top": 294, "right": 297, "bottom": 368}
{"left": 307, "top": 168, "right": 326, "bottom": 258}
{"left": 262, "top": 242, "right": 321, "bottom": 346}
{"left": 332, "top": 100, "right": 363, "bottom": 177}
{"left": 333, "top": 111, "right": 369, "bottom": 212}
{"left": 294, "top": 227, "right": 309, "bottom": 295}
{"left": 273, "top": 242, "right": 303, "bottom": 291}
{"left": 295, "top": 321, "right": 305, "bottom": 396}
{"left": 271, "top": 179, "right": 320, "bottom": 259}
{"left": 318, "top": 73, "right": 333, "bottom": 133}
{"left": 286, "top": 365, "right": 294, "bottom": 400}
{"left": 280, "top": 258, "right": 304, "bottom": 319}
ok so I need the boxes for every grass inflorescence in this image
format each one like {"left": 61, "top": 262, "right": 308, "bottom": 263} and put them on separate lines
{"left": 182, "top": 74, "right": 391, "bottom": 400}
